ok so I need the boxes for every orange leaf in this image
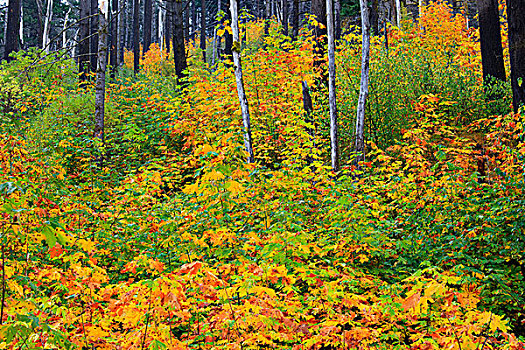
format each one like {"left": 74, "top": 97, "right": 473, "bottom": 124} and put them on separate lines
{"left": 402, "top": 289, "right": 421, "bottom": 311}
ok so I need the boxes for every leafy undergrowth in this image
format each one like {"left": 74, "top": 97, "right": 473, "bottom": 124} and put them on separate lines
{"left": 1, "top": 1, "right": 525, "bottom": 349}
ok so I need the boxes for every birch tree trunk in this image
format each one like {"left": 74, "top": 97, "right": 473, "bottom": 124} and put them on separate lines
{"left": 42, "top": 0, "right": 53, "bottom": 52}
{"left": 326, "top": 0, "right": 339, "bottom": 172}
{"left": 355, "top": 0, "right": 370, "bottom": 164}
{"left": 158, "top": 4, "right": 165, "bottom": 51}
{"left": 62, "top": 8, "right": 71, "bottom": 50}
{"left": 230, "top": 0, "right": 254, "bottom": 163}
{"left": 394, "top": 0, "right": 401, "bottom": 27}
{"left": 94, "top": 0, "right": 109, "bottom": 164}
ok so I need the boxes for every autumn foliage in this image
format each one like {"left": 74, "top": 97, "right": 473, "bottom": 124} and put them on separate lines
{"left": 0, "top": 2, "right": 524, "bottom": 349}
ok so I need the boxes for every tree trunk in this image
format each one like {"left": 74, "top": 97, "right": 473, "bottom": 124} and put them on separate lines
{"left": 110, "top": 0, "right": 118, "bottom": 77}
{"left": 395, "top": 0, "right": 401, "bottom": 26}
{"left": 4, "top": 0, "right": 22, "bottom": 61}
{"left": 79, "top": 0, "right": 91, "bottom": 82}
{"left": 36, "top": 0, "right": 44, "bottom": 49}
{"left": 355, "top": 0, "right": 370, "bottom": 164}
{"left": 335, "top": 0, "right": 341, "bottom": 39}
{"left": 143, "top": 0, "right": 152, "bottom": 54}
{"left": 118, "top": 0, "right": 126, "bottom": 64}
{"left": 211, "top": 0, "right": 221, "bottom": 65}
{"left": 191, "top": 0, "right": 197, "bottom": 42}
{"left": 173, "top": 0, "right": 188, "bottom": 83}
{"left": 95, "top": 0, "right": 109, "bottom": 164}
{"left": 184, "top": 3, "right": 189, "bottom": 40}
{"left": 311, "top": 0, "right": 327, "bottom": 80}
{"left": 327, "top": 0, "right": 339, "bottom": 171}
{"left": 264, "top": 0, "right": 270, "bottom": 37}
{"left": 165, "top": 0, "right": 173, "bottom": 53}
{"left": 159, "top": 4, "right": 165, "bottom": 50}
{"left": 281, "top": 0, "right": 288, "bottom": 36}
{"left": 62, "top": 8, "right": 71, "bottom": 50}
{"left": 291, "top": 0, "right": 299, "bottom": 39}
{"left": 370, "top": 0, "right": 378, "bottom": 35}
{"left": 42, "top": 0, "right": 53, "bottom": 52}
{"left": 477, "top": 0, "right": 506, "bottom": 85}
{"left": 19, "top": 3, "right": 23, "bottom": 49}
{"left": 201, "top": 0, "right": 206, "bottom": 62}
{"left": 133, "top": 0, "right": 139, "bottom": 74}
{"left": 91, "top": 0, "right": 99, "bottom": 71}
{"left": 507, "top": 0, "right": 525, "bottom": 112}
{"left": 230, "top": 0, "right": 254, "bottom": 163}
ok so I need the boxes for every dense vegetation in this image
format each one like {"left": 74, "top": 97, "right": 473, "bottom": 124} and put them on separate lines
{"left": 1, "top": 3, "right": 524, "bottom": 349}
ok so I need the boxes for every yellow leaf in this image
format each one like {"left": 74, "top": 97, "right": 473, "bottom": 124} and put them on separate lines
{"left": 226, "top": 180, "right": 244, "bottom": 196}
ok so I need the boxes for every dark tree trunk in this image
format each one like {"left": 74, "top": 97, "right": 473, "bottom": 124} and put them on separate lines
{"left": 173, "top": 0, "right": 188, "bottom": 83}
{"left": 133, "top": 0, "right": 140, "bottom": 74}
{"left": 282, "top": 0, "right": 288, "bottom": 36}
{"left": 79, "top": 0, "right": 90, "bottom": 82}
{"left": 91, "top": 0, "right": 99, "bottom": 72}
{"left": 477, "top": 0, "right": 505, "bottom": 85}
{"left": 95, "top": 7, "right": 108, "bottom": 166}
{"left": 4, "top": 0, "right": 22, "bottom": 61}
{"left": 201, "top": 0, "right": 206, "bottom": 62}
{"left": 184, "top": 3, "right": 189, "bottom": 39}
{"left": 507, "top": 0, "right": 525, "bottom": 112}
{"left": 311, "top": 0, "right": 327, "bottom": 82}
{"left": 143, "top": 0, "right": 152, "bottom": 54}
{"left": 165, "top": 0, "right": 173, "bottom": 53}
{"left": 370, "top": 0, "right": 379, "bottom": 35}
{"left": 335, "top": 0, "right": 341, "bottom": 39}
{"left": 118, "top": 0, "right": 126, "bottom": 64}
{"left": 110, "top": 0, "right": 118, "bottom": 77}
{"left": 291, "top": 0, "right": 299, "bottom": 39}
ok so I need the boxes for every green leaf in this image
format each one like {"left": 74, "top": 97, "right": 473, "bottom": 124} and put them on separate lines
{"left": 42, "top": 225, "right": 57, "bottom": 247}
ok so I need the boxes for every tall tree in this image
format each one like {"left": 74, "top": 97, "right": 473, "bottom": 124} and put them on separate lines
{"left": 506, "top": 0, "right": 525, "bottom": 112}
{"left": 110, "top": 0, "right": 118, "bottom": 77}
{"left": 311, "top": 0, "right": 327, "bottom": 78}
{"left": 133, "top": 0, "right": 139, "bottom": 74}
{"left": 143, "top": 0, "right": 152, "bottom": 54}
{"left": 201, "top": 0, "right": 206, "bottom": 62}
{"left": 326, "top": 0, "right": 339, "bottom": 171}
{"left": 355, "top": 0, "right": 370, "bottom": 164}
{"left": 173, "top": 0, "right": 188, "bottom": 82}
{"left": 477, "top": 0, "right": 505, "bottom": 84}
{"left": 118, "top": 0, "right": 126, "bottom": 63}
{"left": 4, "top": 0, "right": 22, "bottom": 61}
{"left": 165, "top": 0, "right": 173, "bottom": 53}
{"left": 281, "top": 0, "right": 288, "bottom": 36}
{"left": 35, "top": 0, "right": 44, "bottom": 48}
{"left": 91, "top": 0, "right": 99, "bottom": 71}
{"left": 42, "top": 0, "right": 53, "bottom": 52}
{"left": 191, "top": 0, "right": 197, "bottom": 42}
{"left": 79, "top": 0, "right": 91, "bottom": 81}
{"left": 291, "top": 0, "right": 299, "bottom": 39}
{"left": 94, "top": 0, "right": 109, "bottom": 164}
{"left": 230, "top": 0, "right": 254, "bottom": 163}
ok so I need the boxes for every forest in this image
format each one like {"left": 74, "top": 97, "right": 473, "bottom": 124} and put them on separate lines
{"left": 1, "top": 0, "right": 525, "bottom": 348}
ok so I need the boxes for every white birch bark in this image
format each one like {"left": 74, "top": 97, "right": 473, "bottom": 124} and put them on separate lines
{"left": 355, "top": 0, "right": 370, "bottom": 164}
{"left": 395, "top": 0, "right": 401, "bottom": 26}
{"left": 326, "top": 0, "right": 339, "bottom": 172}
{"left": 43, "top": 0, "right": 54, "bottom": 52}
{"left": 62, "top": 8, "right": 71, "bottom": 50}
{"left": 230, "top": 0, "right": 254, "bottom": 163}
{"left": 418, "top": 0, "right": 423, "bottom": 18}
{"left": 158, "top": 5, "right": 164, "bottom": 51}
{"left": 94, "top": 0, "right": 109, "bottom": 151}
{"left": 19, "top": 4, "right": 24, "bottom": 47}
